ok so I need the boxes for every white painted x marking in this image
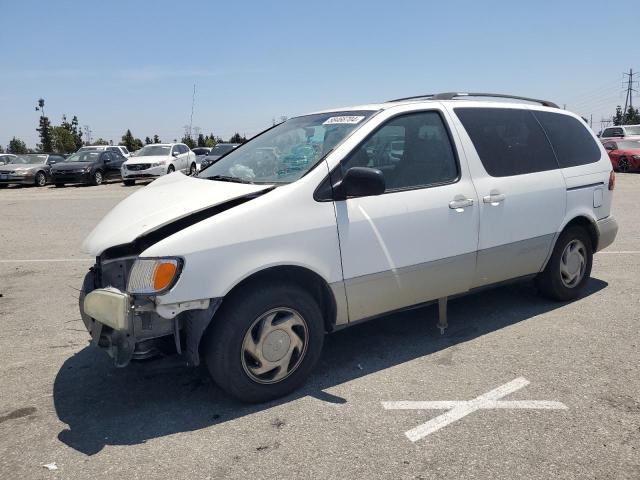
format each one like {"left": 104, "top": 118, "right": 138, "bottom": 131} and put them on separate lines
{"left": 382, "top": 377, "right": 567, "bottom": 442}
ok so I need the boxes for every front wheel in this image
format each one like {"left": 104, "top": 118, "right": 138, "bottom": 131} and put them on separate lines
{"left": 91, "top": 170, "right": 103, "bottom": 186}
{"left": 189, "top": 163, "right": 197, "bottom": 175}
{"left": 167, "top": 165, "right": 175, "bottom": 174}
{"left": 203, "top": 283, "right": 324, "bottom": 403}
{"left": 536, "top": 226, "right": 593, "bottom": 301}
{"left": 34, "top": 171, "right": 47, "bottom": 187}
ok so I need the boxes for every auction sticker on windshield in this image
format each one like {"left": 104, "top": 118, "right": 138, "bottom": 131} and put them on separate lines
{"left": 323, "top": 116, "right": 365, "bottom": 125}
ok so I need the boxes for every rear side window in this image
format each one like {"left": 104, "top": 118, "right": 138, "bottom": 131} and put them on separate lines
{"left": 533, "top": 112, "right": 600, "bottom": 168}
{"left": 602, "top": 127, "right": 623, "bottom": 137}
{"left": 455, "top": 107, "right": 558, "bottom": 177}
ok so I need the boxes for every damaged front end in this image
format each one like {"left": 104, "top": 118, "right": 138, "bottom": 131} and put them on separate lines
{"left": 79, "top": 255, "right": 221, "bottom": 368}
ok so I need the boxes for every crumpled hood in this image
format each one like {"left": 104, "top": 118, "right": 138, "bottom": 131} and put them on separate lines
{"left": 81, "top": 172, "right": 272, "bottom": 256}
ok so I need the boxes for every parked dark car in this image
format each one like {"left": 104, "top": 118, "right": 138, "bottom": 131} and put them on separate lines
{"left": 198, "top": 143, "right": 240, "bottom": 170}
{"left": 0, "top": 153, "right": 64, "bottom": 188}
{"left": 50, "top": 150, "right": 126, "bottom": 187}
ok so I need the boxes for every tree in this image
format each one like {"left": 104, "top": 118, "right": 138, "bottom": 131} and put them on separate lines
{"left": 120, "top": 129, "right": 140, "bottom": 151}
{"left": 153, "top": 134, "right": 161, "bottom": 143}
{"left": 92, "top": 138, "right": 110, "bottom": 145}
{"left": 204, "top": 134, "right": 217, "bottom": 148}
{"left": 197, "top": 133, "right": 206, "bottom": 147}
{"left": 181, "top": 135, "right": 196, "bottom": 149}
{"left": 51, "top": 126, "right": 77, "bottom": 153}
{"left": 145, "top": 136, "right": 152, "bottom": 145}
{"left": 612, "top": 105, "right": 640, "bottom": 126}
{"left": 8, "top": 137, "right": 28, "bottom": 154}
{"left": 229, "top": 132, "right": 247, "bottom": 144}
{"left": 36, "top": 115, "right": 53, "bottom": 152}
{"left": 70, "top": 115, "right": 83, "bottom": 150}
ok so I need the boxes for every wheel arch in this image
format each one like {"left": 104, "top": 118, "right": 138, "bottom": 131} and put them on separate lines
{"left": 544, "top": 215, "right": 599, "bottom": 271}
{"left": 195, "top": 265, "right": 338, "bottom": 358}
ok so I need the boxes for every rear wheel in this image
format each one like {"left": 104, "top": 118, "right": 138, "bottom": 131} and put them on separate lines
{"left": 0, "top": 184, "right": 7, "bottom": 189}
{"left": 618, "top": 157, "right": 629, "bottom": 173}
{"left": 536, "top": 226, "right": 593, "bottom": 301}
{"left": 203, "top": 283, "right": 324, "bottom": 403}
{"left": 34, "top": 171, "right": 47, "bottom": 187}
{"left": 123, "top": 179, "right": 136, "bottom": 186}
{"left": 189, "top": 163, "right": 196, "bottom": 175}
{"left": 91, "top": 170, "right": 103, "bottom": 186}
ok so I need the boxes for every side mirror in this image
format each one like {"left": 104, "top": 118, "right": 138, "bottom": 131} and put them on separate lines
{"left": 172, "top": 151, "right": 179, "bottom": 157}
{"left": 334, "top": 167, "right": 385, "bottom": 200}
{"left": 48, "top": 160, "right": 57, "bottom": 165}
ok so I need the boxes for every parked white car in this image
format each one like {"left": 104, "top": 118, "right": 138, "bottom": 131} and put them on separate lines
{"left": 78, "top": 145, "right": 131, "bottom": 158}
{"left": 120, "top": 143, "right": 196, "bottom": 185}
{"left": 80, "top": 92, "right": 618, "bottom": 402}
{"left": 599, "top": 124, "right": 640, "bottom": 143}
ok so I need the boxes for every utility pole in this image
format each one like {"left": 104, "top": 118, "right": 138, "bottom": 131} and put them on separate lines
{"left": 590, "top": 113, "right": 593, "bottom": 128}
{"left": 83, "top": 125, "right": 92, "bottom": 145}
{"left": 188, "top": 84, "right": 196, "bottom": 141}
{"left": 622, "top": 68, "right": 638, "bottom": 124}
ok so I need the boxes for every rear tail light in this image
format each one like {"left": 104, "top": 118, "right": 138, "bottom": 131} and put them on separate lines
{"left": 608, "top": 170, "right": 615, "bottom": 191}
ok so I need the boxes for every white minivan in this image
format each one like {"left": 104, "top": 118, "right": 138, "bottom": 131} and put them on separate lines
{"left": 80, "top": 92, "right": 618, "bottom": 402}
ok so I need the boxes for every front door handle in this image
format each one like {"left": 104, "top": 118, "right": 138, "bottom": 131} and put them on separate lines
{"left": 483, "top": 193, "right": 506, "bottom": 205}
{"left": 449, "top": 197, "right": 474, "bottom": 210}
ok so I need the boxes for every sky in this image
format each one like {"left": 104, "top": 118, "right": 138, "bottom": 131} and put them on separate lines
{"left": 1, "top": 0, "right": 638, "bottom": 149}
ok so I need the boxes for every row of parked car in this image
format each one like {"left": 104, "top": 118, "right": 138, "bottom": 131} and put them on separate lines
{"left": 597, "top": 124, "right": 640, "bottom": 173}
{"left": 0, "top": 143, "right": 240, "bottom": 188}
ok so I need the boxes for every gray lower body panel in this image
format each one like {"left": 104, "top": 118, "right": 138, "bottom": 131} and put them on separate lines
{"left": 341, "top": 252, "right": 477, "bottom": 323}
{"left": 596, "top": 216, "right": 618, "bottom": 252}
{"left": 472, "top": 234, "right": 555, "bottom": 289}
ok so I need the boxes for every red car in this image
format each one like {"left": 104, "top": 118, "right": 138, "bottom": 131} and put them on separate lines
{"left": 603, "top": 140, "right": 640, "bottom": 172}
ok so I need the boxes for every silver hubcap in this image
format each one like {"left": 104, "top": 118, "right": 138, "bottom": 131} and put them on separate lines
{"left": 560, "top": 239, "right": 586, "bottom": 288}
{"left": 241, "top": 307, "right": 308, "bottom": 384}
{"left": 36, "top": 173, "right": 45, "bottom": 186}
{"left": 95, "top": 172, "right": 102, "bottom": 183}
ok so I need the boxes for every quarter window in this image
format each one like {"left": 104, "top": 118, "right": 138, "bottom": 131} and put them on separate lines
{"left": 533, "top": 111, "right": 601, "bottom": 168}
{"left": 342, "top": 111, "right": 458, "bottom": 191}
{"left": 455, "top": 107, "right": 558, "bottom": 177}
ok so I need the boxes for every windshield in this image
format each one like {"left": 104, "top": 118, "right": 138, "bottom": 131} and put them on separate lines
{"left": 136, "top": 145, "right": 171, "bottom": 156}
{"left": 209, "top": 144, "right": 236, "bottom": 156}
{"left": 10, "top": 154, "right": 48, "bottom": 165}
{"left": 200, "top": 111, "right": 375, "bottom": 183}
{"left": 624, "top": 126, "right": 640, "bottom": 135}
{"left": 78, "top": 146, "right": 102, "bottom": 152}
{"left": 617, "top": 140, "right": 640, "bottom": 149}
{"left": 64, "top": 151, "right": 101, "bottom": 162}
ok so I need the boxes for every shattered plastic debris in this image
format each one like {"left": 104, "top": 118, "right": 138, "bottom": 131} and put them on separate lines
{"left": 42, "top": 462, "right": 58, "bottom": 471}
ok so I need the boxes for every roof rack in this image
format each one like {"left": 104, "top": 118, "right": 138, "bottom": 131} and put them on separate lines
{"left": 387, "top": 92, "right": 559, "bottom": 109}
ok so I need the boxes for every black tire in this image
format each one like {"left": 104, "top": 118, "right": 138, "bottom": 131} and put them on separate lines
{"left": 618, "top": 157, "right": 629, "bottom": 173}
{"left": 0, "top": 184, "right": 7, "bottom": 188}
{"left": 91, "top": 170, "right": 103, "bottom": 186}
{"left": 189, "top": 163, "right": 197, "bottom": 175}
{"left": 203, "top": 283, "right": 324, "bottom": 403}
{"left": 123, "top": 179, "right": 136, "bottom": 186}
{"left": 536, "top": 226, "right": 593, "bottom": 301}
{"left": 34, "top": 171, "right": 47, "bottom": 187}
{"left": 167, "top": 165, "right": 175, "bottom": 174}
{"left": 54, "top": 183, "right": 65, "bottom": 188}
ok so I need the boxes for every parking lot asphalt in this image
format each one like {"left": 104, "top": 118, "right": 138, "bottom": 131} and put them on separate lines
{"left": 1, "top": 176, "right": 639, "bottom": 480}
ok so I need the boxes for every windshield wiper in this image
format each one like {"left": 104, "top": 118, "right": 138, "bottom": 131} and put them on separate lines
{"left": 208, "top": 175, "right": 254, "bottom": 184}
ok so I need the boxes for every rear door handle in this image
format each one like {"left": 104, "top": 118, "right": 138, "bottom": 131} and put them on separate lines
{"left": 483, "top": 193, "right": 506, "bottom": 205}
{"left": 449, "top": 197, "right": 474, "bottom": 210}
